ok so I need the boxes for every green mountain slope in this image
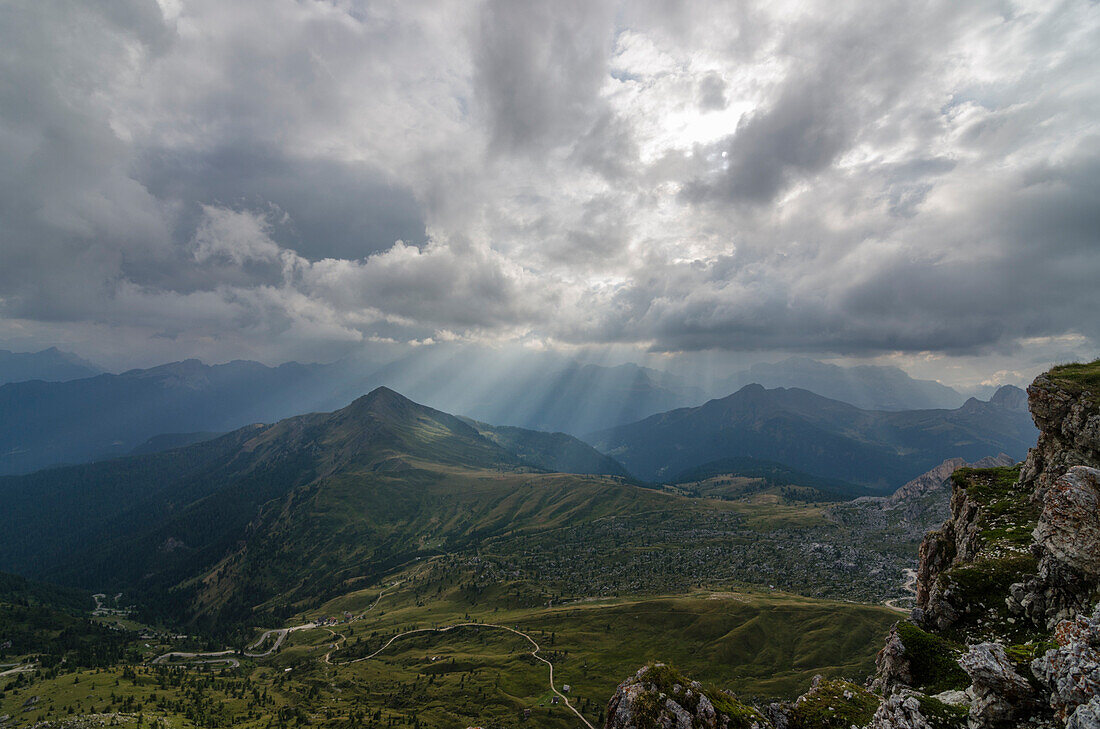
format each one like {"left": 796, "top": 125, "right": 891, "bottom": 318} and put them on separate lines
{"left": 461, "top": 418, "right": 631, "bottom": 477}
{"left": 670, "top": 456, "right": 871, "bottom": 500}
{"left": 0, "top": 388, "right": 637, "bottom": 628}
{"left": 0, "top": 571, "right": 129, "bottom": 669}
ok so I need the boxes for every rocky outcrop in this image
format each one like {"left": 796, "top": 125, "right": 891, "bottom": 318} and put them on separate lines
{"left": 912, "top": 477, "right": 988, "bottom": 631}
{"left": 889, "top": 456, "right": 1013, "bottom": 507}
{"left": 1010, "top": 467, "right": 1100, "bottom": 629}
{"left": 878, "top": 362, "right": 1100, "bottom": 727}
{"left": 1004, "top": 362, "right": 1100, "bottom": 633}
{"left": 604, "top": 664, "right": 767, "bottom": 729}
{"left": 1033, "top": 604, "right": 1100, "bottom": 723}
{"left": 1019, "top": 374, "right": 1100, "bottom": 504}
{"left": 874, "top": 626, "right": 913, "bottom": 695}
{"left": 958, "top": 642, "right": 1037, "bottom": 726}
{"left": 867, "top": 692, "right": 968, "bottom": 729}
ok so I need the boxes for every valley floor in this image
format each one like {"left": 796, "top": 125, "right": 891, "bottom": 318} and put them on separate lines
{"left": 1, "top": 555, "right": 901, "bottom": 729}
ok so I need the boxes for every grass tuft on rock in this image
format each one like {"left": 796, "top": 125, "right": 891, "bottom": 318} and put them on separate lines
{"left": 915, "top": 694, "right": 969, "bottom": 729}
{"left": 785, "top": 678, "right": 880, "bottom": 729}
{"left": 1048, "top": 358, "right": 1100, "bottom": 405}
{"left": 895, "top": 623, "right": 969, "bottom": 694}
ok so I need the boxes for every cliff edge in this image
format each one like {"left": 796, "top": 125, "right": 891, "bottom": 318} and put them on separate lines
{"left": 603, "top": 359, "right": 1100, "bottom": 729}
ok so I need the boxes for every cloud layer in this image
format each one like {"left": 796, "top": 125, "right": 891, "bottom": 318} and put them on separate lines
{"left": 0, "top": 0, "right": 1097, "bottom": 374}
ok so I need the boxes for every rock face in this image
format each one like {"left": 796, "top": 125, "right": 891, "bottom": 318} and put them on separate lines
{"left": 1033, "top": 604, "right": 1100, "bottom": 723}
{"left": 874, "top": 626, "right": 913, "bottom": 695}
{"left": 1019, "top": 374, "right": 1100, "bottom": 504}
{"left": 1009, "top": 369, "right": 1100, "bottom": 632}
{"left": 604, "top": 664, "right": 766, "bottom": 729}
{"left": 1011, "top": 466, "right": 1100, "bottom": 629}
{"left": 958, "top": 643, "right": 1036, "bottom": 726}
{"left": 912, "top": 478, "right": 986, "bottom": 632}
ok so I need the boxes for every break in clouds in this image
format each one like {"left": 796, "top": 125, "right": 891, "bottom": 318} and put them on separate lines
{"left": 0, "top": 0, "right": 1097, "bottom": 372}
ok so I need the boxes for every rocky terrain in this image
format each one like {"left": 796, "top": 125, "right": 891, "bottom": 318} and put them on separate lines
{"left": 604, "top": 359, "right": 1100, "bottom": 729}
{"left": 827, "top": 454, "right": 1015, "bottom": 546}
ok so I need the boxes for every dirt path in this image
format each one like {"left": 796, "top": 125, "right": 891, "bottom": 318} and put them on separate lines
{"left": 884, "top": 568, "right": 918, "bottom": 612}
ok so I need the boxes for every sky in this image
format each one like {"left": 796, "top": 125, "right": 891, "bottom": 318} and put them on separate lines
{"left": 0, "top": 0, "right": 1097, "bottom": 388}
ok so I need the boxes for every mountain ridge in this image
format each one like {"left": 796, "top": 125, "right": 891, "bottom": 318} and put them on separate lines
{"left": 0, "top": 346, "right": 102, "bottom": 385}
{"left": 588, "top": 383, "right": 1038, "bottom": 489}
{"left": 0, "top": 386, "right": 633, "bottom": 628}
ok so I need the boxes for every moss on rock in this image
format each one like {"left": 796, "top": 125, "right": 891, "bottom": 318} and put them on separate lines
{"left": 914, "top": 694, "right": 969, "bottom": 729}
{"left": 785, "top": 678, "right": 880, "bottom": 729}
{"left": 895, "top": 622, "right": 970, "bottom": 694}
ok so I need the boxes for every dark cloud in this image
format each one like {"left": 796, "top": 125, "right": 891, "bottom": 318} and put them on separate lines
{"left": 696, "top": 72, "right": 727, "bottom": 111}
{"left": 0, "top": 0, "right": 1096, "bottom": 383}
{"left": 138, "top": 145, "right": 426, "bottom": 262}
{"left": 473, "top": 0, "right": 617, "bottom": 152}
{"left": 683, "top": 74, "right": 854, "bottom": 204}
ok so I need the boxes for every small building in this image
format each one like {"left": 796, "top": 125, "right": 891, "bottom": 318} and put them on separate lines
{"left": 562, "top": 685, "right": 571, "bottom": 693}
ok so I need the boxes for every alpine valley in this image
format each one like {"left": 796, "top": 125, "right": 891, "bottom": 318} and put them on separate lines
{"left": 2, "top": 356, "right": 1096, "bottom": 729}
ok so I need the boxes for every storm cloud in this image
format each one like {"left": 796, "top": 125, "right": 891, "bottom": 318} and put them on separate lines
{"left": 0, "top": 0, "right": 1097, "bottom": 380}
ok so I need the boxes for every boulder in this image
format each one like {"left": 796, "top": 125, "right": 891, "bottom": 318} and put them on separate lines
{"left": 868, "top": 693, "right": 936, "bottom": 729}
{"left": 1067, "top": 696, "right": 1100, "bottom": 729}
{"left": 604, "top": 664, "right": 766, "bottom": 729}
{"left": 1032, "top": 604, "right": 1100, "bottom": 722}
{"left": 958, "top": 642, "right": 1035, "bottom": 727}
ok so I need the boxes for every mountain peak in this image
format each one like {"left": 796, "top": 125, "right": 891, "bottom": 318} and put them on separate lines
{"left": 345, "top": 385, "right": 415, "bottom": 414}
{"left": 990, "top": 384, "right": 1028, "bottom": 410}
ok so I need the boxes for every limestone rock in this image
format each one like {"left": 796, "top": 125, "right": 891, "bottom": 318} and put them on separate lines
{"left": 914, "top": 481, "right": 985, "bottom": 631}
{"left": 868, "top": 692, "right": 936, "bottom": 729}
{"left": 604, "top": 664, "right": 766, "bottom": 729}
{"left": 1035, "top": 467, "right": 1100, "bottom": 577}
{"left": 1019, "top": 375, "right": 1100, "bottom": 506}
{"left": 1010, "top": 466, "right": 1100, "bottom": 628}
{"left": 1067, "top": 696, "right": 1100, "bottom": 729}
{"left": 873, "top": 625, "right": 913, "bottom": 695}
{"left": 931, "top": 689, "right": 970, "bottom": 708}
{"left": 1032, "top": 604, "right": 1100, "bottom": 722}
{"left": 959, "top": 642, "right": 1036, "bottom": 727}
{"left": 867, "top": 692, "right": 969, "bottom": 729}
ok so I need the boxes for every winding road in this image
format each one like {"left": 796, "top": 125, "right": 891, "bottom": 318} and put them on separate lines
{"left": 244, "top": 623, "right": 317, "bottom": 657}
{"left": 884, "top": 568, "right": 918, "bottom": 612}
{"left": 149, "top": 623, "right": 315, "bottom": 667}
{"left": 328, "top": 621, "right": 593, "bottom": 729}
{"left": 151, "top": 650, "right": 240, "bottom": 668}
{"left": 146, "top": 558, "right": 591, "bottom": 728}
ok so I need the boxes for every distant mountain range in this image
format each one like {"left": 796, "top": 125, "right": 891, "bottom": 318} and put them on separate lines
{"left": 0, "top": 349, "right": 1025, "bottom": 477}
{"left": 586, "top": 383, "right": 1036, "bottom": 491}
{"left": 0, "top": 387, "right": 639, "bottom": 626}
{"left": 0, "top": 358, "right": 350, "bottom": 475}
{"left": 0, "top": 354, "right": 699, "bottom": 475}
{"left": 0, "top": 347, "right": 101, "bottom": 385}
{"left": 717, "top": 356, "right": 965, "bottom": 411}
{"left": 353, "top": 348, "right": 702, "bottom": 435}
